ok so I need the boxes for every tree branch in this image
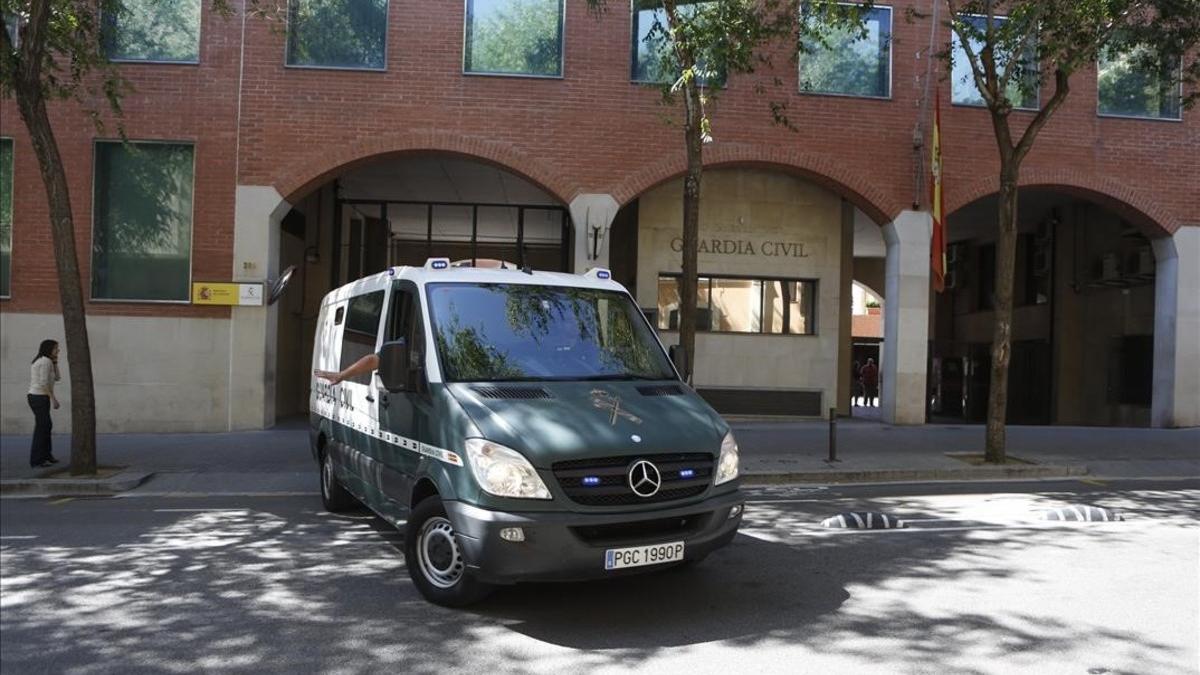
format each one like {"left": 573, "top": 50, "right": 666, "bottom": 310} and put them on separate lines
{"left": 1014, "top": 67, "right": 1070, "bottom": 164}
{"left": 947, "top": 0, "right": 999, "bottom": 111}
{"left": 997, "top": 3, "right": 1043, "bottom": 95}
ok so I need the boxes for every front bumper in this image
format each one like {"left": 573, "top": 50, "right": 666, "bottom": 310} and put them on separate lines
{"left": 444, "top": 490, "right": 744, "bottom": 584}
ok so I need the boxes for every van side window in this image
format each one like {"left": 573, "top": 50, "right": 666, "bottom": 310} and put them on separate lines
{"left": 388, "top": 289, "right": 412, "bottom": 343}
{"left": 387, "top": 287, "right": 425, "bottom": 389}
{"left": 339, "top": 290, "right": 385, "bottom": 384}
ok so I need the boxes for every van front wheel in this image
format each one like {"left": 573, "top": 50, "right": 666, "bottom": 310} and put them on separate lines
{"left": 406, "top": 497, "right": 493, "bottom": 606}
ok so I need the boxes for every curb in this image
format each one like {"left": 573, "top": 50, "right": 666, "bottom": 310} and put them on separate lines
{"left": 741, "top": 464, "right": 1089, "bottom": 485}
{"left": 0, "top": 470, "right": 154, "bottom": 496}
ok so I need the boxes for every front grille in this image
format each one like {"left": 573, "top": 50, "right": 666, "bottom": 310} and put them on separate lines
{"left": 552, "top": 453, "right": 713, "bottom": 506}
{"left": 571, "top": 513, "right": 710, "bottom": 545}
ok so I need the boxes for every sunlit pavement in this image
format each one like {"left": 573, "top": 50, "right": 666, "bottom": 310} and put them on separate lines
{"left": 2, "top": 480, "right": 1197, "bottom": 674}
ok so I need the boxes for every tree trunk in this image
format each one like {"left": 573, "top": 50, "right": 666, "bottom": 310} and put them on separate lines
{"left": 984, "top": 160, "right": 1019, "bottom": 464}
{"left": 14, "top": 80, "right": 99, "bottom": 476}
{"left": 677, "top": 81, "right": 704, "bottom": 383}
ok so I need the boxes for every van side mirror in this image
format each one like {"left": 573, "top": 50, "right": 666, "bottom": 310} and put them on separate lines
{"left": 668, "top": 344, "right": 687, "bottom": 372}
{"left": 378, "top": 339, "right": 409, "bottom": 392}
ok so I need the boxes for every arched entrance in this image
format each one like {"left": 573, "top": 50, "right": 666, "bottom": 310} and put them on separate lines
{"left": 606, "top": 164, "right": 894, "bottom": 420}
{"left": 932, "top": 188, "right": 1167, "bottom": 427}
{"left": 270, "top": 152, "right": 572, "bottom": 420}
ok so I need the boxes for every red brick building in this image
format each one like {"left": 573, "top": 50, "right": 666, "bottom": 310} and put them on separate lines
{"left": 2, "top": 0, "right": 1196, "bottom": 432}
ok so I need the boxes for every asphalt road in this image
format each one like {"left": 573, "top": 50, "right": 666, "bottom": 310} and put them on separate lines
{"left": 2, "top": 479, "right": 1197, "bottom": 674}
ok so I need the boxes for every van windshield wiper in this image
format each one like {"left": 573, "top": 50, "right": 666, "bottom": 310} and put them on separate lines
{"left": 578, "top": 374, "right": 666, "bottom": 381}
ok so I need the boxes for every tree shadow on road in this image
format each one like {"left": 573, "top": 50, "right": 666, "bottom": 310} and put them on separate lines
{"left": 0, "top": 487, "right": 1195, "bottom": 673}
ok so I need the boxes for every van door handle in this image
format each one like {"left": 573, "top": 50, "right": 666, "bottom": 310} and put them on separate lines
{"left": 365, "top": 393, "right": 375, "bottom": 403}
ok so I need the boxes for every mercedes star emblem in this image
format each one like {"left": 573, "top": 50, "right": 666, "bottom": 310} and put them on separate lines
{"left": 628, "top": 459, "right": 662, "bottom": 498}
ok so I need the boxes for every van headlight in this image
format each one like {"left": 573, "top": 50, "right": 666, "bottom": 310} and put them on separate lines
{"left": 714, "top": 430, "right": 740, "bottom": 485}
{"left": 464, "top": 439, "right": 552, "bottom": 500}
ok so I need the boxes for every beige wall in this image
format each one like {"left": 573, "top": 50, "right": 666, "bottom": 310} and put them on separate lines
{"left": 1, "top": 313, "right": 233, "bottom": 434}
{"left": 634, "top": 168, "right": 844, "bottom": 410}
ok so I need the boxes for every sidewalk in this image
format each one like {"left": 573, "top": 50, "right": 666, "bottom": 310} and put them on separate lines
{"left": 2, "top": 416, "right": 1197, "bottom": 495}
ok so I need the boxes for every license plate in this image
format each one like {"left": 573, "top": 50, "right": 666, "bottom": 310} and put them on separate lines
{"left": 604, "top": 541, "right": 685, "bottom": 570}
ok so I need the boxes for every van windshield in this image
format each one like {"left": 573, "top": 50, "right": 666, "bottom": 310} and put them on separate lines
{"left": 426, "top": 283, "right": 677, "bottom": 383}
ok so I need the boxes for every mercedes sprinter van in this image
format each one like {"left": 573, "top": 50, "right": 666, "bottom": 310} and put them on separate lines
{"left": 309, "top": 259, "right": 743, "bottom": 606}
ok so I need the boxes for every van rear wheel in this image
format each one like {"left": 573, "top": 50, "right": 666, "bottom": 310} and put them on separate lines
{"left": 320, "top": 450, "right": 356, "bottom": 513}
{"left": 406, "top": 497, "right": 493, "bottom": 607}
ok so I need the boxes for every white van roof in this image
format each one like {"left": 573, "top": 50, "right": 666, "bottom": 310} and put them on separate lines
{"left": 320, "top": 262, "right": 624, "bottom": 307}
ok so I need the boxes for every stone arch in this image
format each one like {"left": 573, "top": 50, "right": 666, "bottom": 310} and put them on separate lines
{"left": 272, "top": 129, "right": 577, "bottom": 206}
{"left": 945, "top": 168, "right": 1176, "bottom": 238}
{"left": 608, "top": 142, "right": 902, "bottom": 226}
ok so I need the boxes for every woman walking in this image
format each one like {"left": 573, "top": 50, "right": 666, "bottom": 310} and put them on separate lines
{"left": 28, "top": 339, "right": 61, "bottom": 468}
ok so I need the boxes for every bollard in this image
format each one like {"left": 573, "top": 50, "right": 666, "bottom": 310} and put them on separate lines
{"left": 827, "top": 407, "right": 840, "bottom": 463}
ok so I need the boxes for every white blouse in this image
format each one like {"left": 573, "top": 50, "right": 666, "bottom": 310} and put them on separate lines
{"left": 29, "top": 356, "right": 59, "bottom": 396}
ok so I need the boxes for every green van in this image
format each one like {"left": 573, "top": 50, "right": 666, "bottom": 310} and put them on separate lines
{"left": 310, "top": 259, "right": 743, "bottom": 606}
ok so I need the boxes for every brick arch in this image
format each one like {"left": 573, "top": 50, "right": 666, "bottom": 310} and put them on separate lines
{"left": 272, "top": 129, "right": 576, "bottom": 206}
{"left": 608, "top": 142, "right": 904, "bottom": 226}
{"left": 945, "top": 168, "right": 1177, "bottom": 238}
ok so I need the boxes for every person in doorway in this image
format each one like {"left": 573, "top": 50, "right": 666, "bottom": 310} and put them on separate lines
{"left": 28, "top": 339, "right": 61, "bottom": 468}
{"left": 850, "top": 360, "right": 862, "bottom": 407}
{"left": 860, "top": 357, "right": 879, "bottom": 407}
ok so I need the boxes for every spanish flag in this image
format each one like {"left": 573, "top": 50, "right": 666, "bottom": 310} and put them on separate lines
{"left": 930, "top": 92, "right": 947, "bottom": 293}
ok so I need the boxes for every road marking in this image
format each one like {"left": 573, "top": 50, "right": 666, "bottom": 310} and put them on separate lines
{"left": 48, "top": 498, "right": 74, "bottom": 505}
{"left": 0, "top": 535, "right": 38, "bottom": 540}
{"left": 1079, "top": 478, "right": 1109, "bottom": 486}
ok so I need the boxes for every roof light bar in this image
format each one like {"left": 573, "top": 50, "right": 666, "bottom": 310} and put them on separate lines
{"left": 426, "top": 258, "right": 450, "bottom": 270}
{"left": 585, "top": 268, "right": 612, "bottom": 280}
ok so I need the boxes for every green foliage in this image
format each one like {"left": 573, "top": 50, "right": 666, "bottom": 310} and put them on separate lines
{"left": 2, "top": 1, "right": 128, "bottom": 121}
{"left": 632, "top": 1, "right": 725, "bottom": 85}
{"left": 949, "top": 14, "right": 1037, "bottom": 109}
{"left": 1098, "top": 41, "right": 1183, "bottom": 118}
{"left": 286, "top": 0, "right": 386, "bottom": 69}
{"left": 597, "top": 0, "right": 872, "bottom": 131}
{"left": 91, "top": 142, "right": 194, "bottom": 301}
{"left": 499, "top": 285, "right": 661, "bottom": 375}
{"left": 103, "top": 0, "right": 201, "bottom": 62}
{"left": 799, "top": 6, "right": 890, "bottom": 97}
{"left": 466, "top": 0, "right": 563, "bottom": 76}
{"left": 1, "top": 1, "right": 280, "bottom": 125}
{"left": 943, "top": 0, "right": 1199, "bottom": 127}
{"left": 434, "top": 285, "right": 668, "bottom": 381}
{"left": 435, "top": 313, "right": 522, "bottom": 382}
